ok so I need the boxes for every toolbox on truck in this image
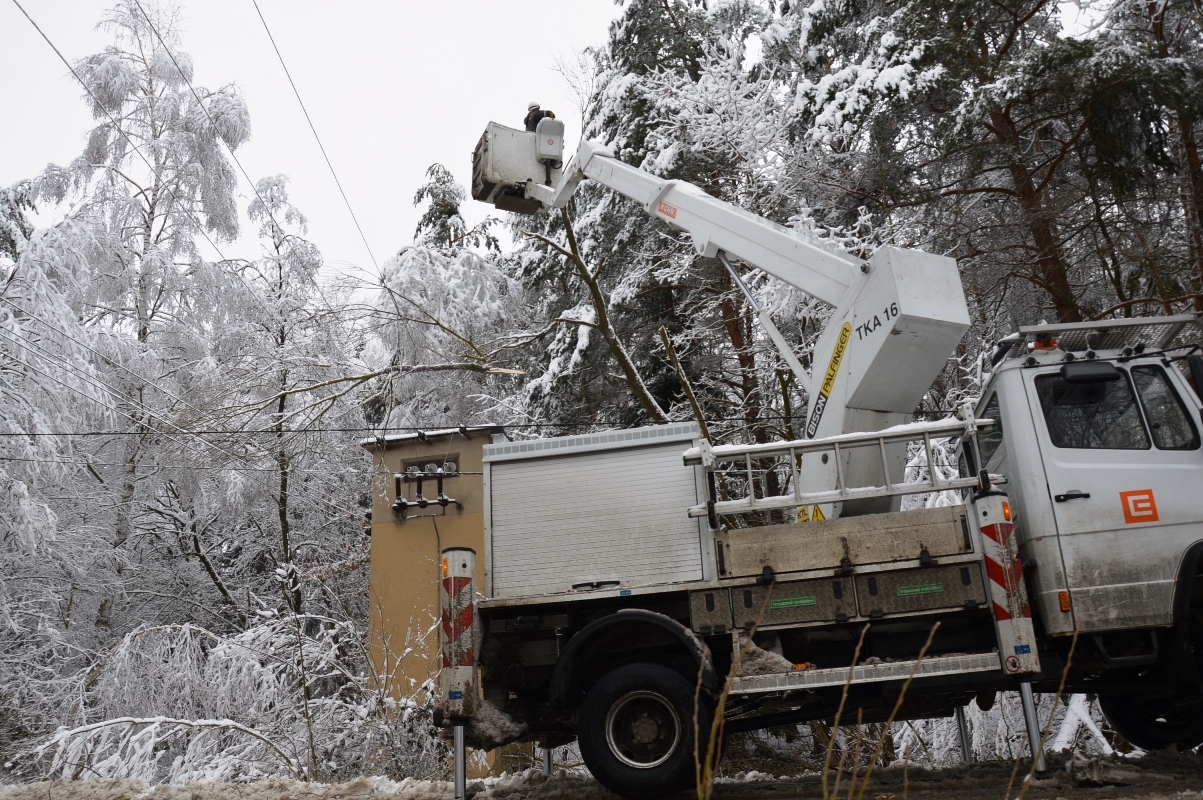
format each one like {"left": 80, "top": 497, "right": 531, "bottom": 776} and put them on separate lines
{"left": 483, "top": 423, "right": 707, "bottom": 598}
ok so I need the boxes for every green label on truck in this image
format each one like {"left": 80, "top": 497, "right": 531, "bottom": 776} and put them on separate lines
{"left": 771, "top": 596, "right": 818, "bottom": 609}
{"left": 897, "top": 582, "right": 944, "bottom": 597}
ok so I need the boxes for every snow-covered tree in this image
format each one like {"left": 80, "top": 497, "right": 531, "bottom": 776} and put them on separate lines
{"left": 0, "top": 181, "right": 34, "bottom": 260}
{"left": 0, "top": 217, "right": 109, "bottom": 753}
{"left": 412, "top": 163, "right": 499, "bottom": 254}
{"left": 30, "top": 0, "right": 253, "bottom": 632}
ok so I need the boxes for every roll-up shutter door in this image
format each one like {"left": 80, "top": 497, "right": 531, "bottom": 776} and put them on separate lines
{"left": 489, "top": 442, "right": 704, "bottom": 598}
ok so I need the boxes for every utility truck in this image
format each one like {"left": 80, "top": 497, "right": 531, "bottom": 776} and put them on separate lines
{"left": 429, "top": 119, "right": 1203, "bottom": 799}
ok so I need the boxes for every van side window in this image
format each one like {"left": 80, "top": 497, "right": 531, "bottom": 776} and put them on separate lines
{"left": 978, "top": 393, "right": 1004, "bottom": 466}
{"left": 1035, "top": 373, "right": 1150, "bottom": 450}
{"left": 1131, "top": 366, "right": 1201, "bottom": 450}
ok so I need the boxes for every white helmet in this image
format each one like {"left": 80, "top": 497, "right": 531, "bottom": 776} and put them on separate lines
{"left": 528, "top": 101, "right": 540, "bottom": 111}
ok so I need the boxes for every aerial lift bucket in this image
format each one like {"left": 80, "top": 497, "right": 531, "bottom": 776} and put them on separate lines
{"left": 471, "top": 121, "right": 564, "bottom": 214}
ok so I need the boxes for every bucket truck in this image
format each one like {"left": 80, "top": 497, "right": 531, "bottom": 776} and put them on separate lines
{"left": 419, "top": 120, "right": 1203, "bottom": 799}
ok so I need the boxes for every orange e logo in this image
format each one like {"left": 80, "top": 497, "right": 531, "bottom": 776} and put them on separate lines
{"left": 1120, "top": 489, "right": 1159, "bottom": 524}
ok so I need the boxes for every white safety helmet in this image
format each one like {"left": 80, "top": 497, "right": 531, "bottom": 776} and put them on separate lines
{"left": 528, "top": 101, "right": 540, "bottom": 111}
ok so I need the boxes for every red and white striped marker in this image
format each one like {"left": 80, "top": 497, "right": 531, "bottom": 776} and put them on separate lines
{"left": 974, "top": 493, "right": 1040, "bottom": 675}
{"left": 440, "top": 547, "right": 477, "bottom": 719}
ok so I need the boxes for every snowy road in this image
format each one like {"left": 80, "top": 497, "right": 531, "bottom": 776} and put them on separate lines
{"left": 5, "top": 753, "right": 1203, "bottom": 800}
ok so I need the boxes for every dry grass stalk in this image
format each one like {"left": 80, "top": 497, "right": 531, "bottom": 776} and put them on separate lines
{"left": 694, "top": 580, "right": 776, "bottom": 800}
{"left": 850, "top": 621, "right": 941, "bottom": 800}
{"left": 822, "top": 624, "right": 871, "bottom": 800}
{"left": 836, "top": 709, "right": 865, "bottom": 800}
{"left": 1013, "top": 628, "right": 1079, "bottom": 800}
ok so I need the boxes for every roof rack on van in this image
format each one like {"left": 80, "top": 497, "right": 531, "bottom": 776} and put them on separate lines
{"left": 999, "top": 314, "right": 1202, "bottom": 359}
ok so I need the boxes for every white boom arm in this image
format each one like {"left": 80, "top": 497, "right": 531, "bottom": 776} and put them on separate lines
{"left": 529, "top": 141, "right": 859, "bottom": 310}
{"left": 472, "top": 123, "right": 970, "bottom": 518}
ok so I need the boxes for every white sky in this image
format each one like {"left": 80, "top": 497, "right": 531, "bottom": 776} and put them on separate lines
{"left": 0, "top": 0, "right": 622, "bottom": 277}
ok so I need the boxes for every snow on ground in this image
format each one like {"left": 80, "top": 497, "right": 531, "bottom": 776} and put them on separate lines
{"left": 0, "top": 770, "right": 616, "bottom": 800}
{"left": 6, "top": 753, "right": 1203, "bottom": 800}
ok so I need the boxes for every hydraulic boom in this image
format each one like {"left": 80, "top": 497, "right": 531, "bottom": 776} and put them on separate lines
{"left": 472, "top": 122, "right": 970, "bottom": 518}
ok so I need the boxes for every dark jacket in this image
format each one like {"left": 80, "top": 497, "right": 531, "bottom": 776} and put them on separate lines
{"left": 524, "top": 108, "right": 554, "bottom": 132}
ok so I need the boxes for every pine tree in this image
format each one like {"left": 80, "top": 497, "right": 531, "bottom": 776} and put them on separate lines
{"left": 412, "top": 163, "right": 499, "bottom": 254}
{"left": 0, "top": 181, "right": 34, "bottom": 261}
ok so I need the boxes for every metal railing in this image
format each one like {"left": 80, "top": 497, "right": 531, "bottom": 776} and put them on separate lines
{"left": 683, "top": 418, "right": 996, "bottom": 519}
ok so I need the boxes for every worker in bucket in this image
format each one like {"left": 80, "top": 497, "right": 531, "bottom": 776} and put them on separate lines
{"left": 524, "top": 102, "right": 555, "bottom": 132}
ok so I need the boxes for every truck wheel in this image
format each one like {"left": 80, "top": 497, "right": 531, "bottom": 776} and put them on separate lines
{"left": 578, "top": 663, "right": 712, "bottom": 799}
{"left": 1099, "top": 693, "right": 1203, "bottom": 750}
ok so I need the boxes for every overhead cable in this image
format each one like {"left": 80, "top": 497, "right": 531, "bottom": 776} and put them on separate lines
{"left": 0, "top": 326, "right": 368, "bottom": 520}
{"left": 9, "top": 0, "right": 238, "bottom": 271}
{"left": 248, "top": 0, "right": 381, "bottom": 273}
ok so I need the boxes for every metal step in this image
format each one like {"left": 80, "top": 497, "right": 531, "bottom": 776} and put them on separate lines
{"left": 729, "top": 651, "right": 1000, "bottom": 696}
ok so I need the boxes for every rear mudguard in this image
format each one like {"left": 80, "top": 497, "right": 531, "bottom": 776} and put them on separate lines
{"left": 548, "top": 608, "right": 718, "bottom": 707}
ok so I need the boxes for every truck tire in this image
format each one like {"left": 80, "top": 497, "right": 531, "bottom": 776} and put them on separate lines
{"left": 1099, "top": 693, "right": 1203, "bottom": 750}
{"left": 578, "top": 663, "right": 712, "bottom": 799}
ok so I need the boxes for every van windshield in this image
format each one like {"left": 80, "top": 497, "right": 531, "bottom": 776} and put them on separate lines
{"left": 1035, "top": 372, "right": 1150, "bottom": 450}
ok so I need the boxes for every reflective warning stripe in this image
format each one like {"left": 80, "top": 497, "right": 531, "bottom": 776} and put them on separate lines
{"left": 441, "top": 576, "right": 474, "bottom": 667}
{"left": 439, "top": 549, "right": 477, "bottom": 720}
{"left": 974, "top": 496, "right": 1040, "bottom": 675}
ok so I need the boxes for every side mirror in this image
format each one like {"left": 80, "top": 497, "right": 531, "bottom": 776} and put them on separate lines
{"left": 1061, "top": 361, "right": 1120, "bottom": 383}
{"left": 1188, "top": 353, "right": 1203, "bottom": 403}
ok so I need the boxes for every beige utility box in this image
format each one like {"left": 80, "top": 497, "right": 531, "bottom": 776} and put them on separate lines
{"left": 362, "top": 426, "right": 502, "bottom": 700}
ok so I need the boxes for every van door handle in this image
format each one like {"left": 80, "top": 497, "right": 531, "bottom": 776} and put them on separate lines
{"left": 1054, "top": 491, "right": 1091, "bottom": 502}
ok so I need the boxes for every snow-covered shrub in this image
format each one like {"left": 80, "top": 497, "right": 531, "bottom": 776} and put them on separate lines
{"left": 37, "top": 618, "right": 447, "bottom": 784}
{"left": 723, "top": 692, "right": 1119, "bottom": 776}
{"left": 897, "top": 692, "right": 1118, "bottom": 766}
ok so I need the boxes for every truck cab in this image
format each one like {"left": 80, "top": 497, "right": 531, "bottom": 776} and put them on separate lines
{"left": 971, "top": 315, "right": 1203, "bottom": 748}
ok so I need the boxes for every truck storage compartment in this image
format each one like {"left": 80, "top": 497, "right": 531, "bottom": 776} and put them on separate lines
{"left": 731, "top": 577, "right": 857, "bottom": 629}
{"left": 485, "top": 424, "right": 705, "bottom": 598}
{"left": 715, "top": 505, "right": 972, "bottom": 578}
{"left": 689, "top": 589, "right": 733, "bottom": 634}
{"left": 855, "top": 563, "right": 986, "bottom": 617}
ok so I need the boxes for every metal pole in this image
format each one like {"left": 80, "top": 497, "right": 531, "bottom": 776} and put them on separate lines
{"left": 954, "top": 705, "right": 974, "bottom": 764}
{"left": 454, "top": 723, "right": 466, "bottom": 799}
{"left": 542, "top": 746, "right": 553, "bottom": 775}
{"left": 716, "top": 251, "right": 812, "bottom": 394}
{"left": 1018, "top": 683, "right": 1046, "bottom": 772}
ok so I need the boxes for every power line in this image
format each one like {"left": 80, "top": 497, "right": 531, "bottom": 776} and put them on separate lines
{"left": 129, "top": 0, "right": 299, "bottom": 261}
{"left": 1, "top": 295, "right": 358, "bottom": 447}
{"left": 0, "top": 295, "right": 227, "bottom": 432}
{"left": 7, "top": 1, "right": 399, "bottom": 534}
{"left": 0, "top": 325, "right": 251, "bottom": 464}
{"left": 0, "top": 322, "right": 369, "bottom": 520}
{"left": 248, "top": 0, "right": 381, "bottom": 273}
{"left": 0, "top": 417, "right": 835, "bottom": 437}
{"left": 1, "top": 280, "right": 377, "bottom": 503}
{"left": 9, "top": 0, "right": 243, "bottom": 268}
{"left": 0, "top": 454, "right": 370, "bottom": 476}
